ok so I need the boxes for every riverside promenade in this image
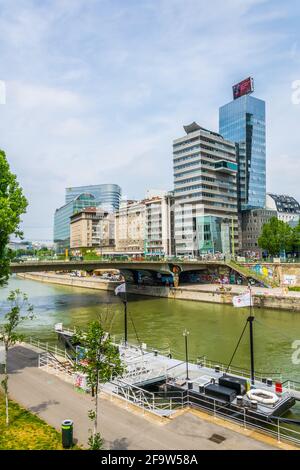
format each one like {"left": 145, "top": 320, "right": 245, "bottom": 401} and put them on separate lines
{"left": 5, "top": 344, "right": 286, "bottom": 450}
{"left": 18, "top": 272, "right": 300, "bottom": 311}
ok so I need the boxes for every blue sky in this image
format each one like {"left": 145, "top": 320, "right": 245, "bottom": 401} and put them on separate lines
{"left": 1, "top": 0, "right": 300, "bottom": 240}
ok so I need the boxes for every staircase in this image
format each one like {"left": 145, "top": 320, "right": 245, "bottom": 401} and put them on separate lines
{"left": 227, "top": 260, "right": 279, "bottom": 288}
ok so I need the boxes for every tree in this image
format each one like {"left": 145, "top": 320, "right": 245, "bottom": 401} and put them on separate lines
{"left": 74, "top": 320, "right": 124, "bottom": 449}
{"left": 82, "top": 249, "right": 101, "bottom": 261}
{"left": 290, "top": 220, "right": 300, "bottom": 256}
{"left": 258, "top": 217, "right": 293, "bottom": 256}
{"left": 0, "top": 150, "right": 28, "bottom": 286}
{"left": 0, "top": 289, "right": 34, "bottom": 425}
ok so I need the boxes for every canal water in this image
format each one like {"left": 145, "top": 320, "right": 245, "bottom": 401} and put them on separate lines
{"left": 1, "top": 276, "right": 299, "bottom": 383}
{"left": 1, "top": 275, "right": 300, "bottom": 424}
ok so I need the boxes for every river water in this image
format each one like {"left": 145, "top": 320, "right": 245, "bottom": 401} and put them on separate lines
{"left": 1, "top": 275, "right": 300, "bottom": 425}
{"left": 1, "top": 276, "right": 300, "bottom": 383}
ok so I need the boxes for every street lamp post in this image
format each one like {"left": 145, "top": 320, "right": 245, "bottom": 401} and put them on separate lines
{"left": 183, "top": 329, "right": 190, "bottom": 380}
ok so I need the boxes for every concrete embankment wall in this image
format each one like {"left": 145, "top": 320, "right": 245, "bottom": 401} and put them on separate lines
{"left": 17, "top": 272, "right": 118, "bottom": 291}
{"left": 17, "top": 272, "right": 300, "bottom": 312}
{"left": 128, "top": 285, "right": 300, "bottom": 311}
{"left": 244, "top": 263, "right": 300, "bottom": 287}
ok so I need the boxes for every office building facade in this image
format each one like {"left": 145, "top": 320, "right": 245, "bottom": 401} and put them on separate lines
{"left": 54, "top": 193, "right": 97, "bottom": 253}
{"left": 173, "top": 122, "right": 239, "bottom": 256}
{"left": 241, "top": 208, "right": 277, "bottom": 255}
{"left": 65, "top": 184, "right": 121, "bottom": 212}
{"left": 219, "top": 85, "right": 266, "bottom": 211}
{"left": 70, "top": 207, "right": 115, "bottom": 253}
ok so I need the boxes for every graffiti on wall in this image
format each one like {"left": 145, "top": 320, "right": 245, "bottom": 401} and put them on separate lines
{"left": 251, "top": 264, "right": 273, "bottom": 279}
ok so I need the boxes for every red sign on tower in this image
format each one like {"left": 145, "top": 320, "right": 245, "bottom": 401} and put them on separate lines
{"left": 232, "top": 77, "right": 254, "bottom": 100}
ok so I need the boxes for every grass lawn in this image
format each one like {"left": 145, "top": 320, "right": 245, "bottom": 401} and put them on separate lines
{"left": 0, "top": 394, "right": 79, "bottom": 450}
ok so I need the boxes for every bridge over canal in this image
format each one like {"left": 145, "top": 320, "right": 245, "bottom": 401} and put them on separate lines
{"left": 10, "top": 260, "right": 272, "bottom": 287}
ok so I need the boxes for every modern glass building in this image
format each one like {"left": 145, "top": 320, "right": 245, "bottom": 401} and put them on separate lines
{"left": 219, "top": 93, "right": 266, "bottom": 210}
{"left": 196, "top": 215, "right": 230, "bottom": 254}
{"left": 54, "top": 193, "right": 97, "bottom": 253}
{"left": 65, "top": 184, "right": 121, "bottom": 212}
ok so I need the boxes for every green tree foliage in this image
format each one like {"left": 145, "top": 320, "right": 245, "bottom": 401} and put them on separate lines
{"left": 258, "top": 217, "right": 293, "bottom": 256}
{"left": 0, "top": 150, "right": 28, "bottom": 285}
{"left": 0, "top": 290, "right": 34, "bottom": 425}
{"left": 74, "top": 321, "right": 124, "bottom": 450}
{"left": 12, "top": 247, "right": 55, "bottom": 260}
{"left": 290, "top": 220, "right": 300, "bottom": 255}
{"left": 82, "top": 249, "right": 101, "bottom": 261}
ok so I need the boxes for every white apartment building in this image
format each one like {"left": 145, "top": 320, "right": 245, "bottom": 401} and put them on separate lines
{"left": 173, "top": 122, "right": 239, "bottom": 256}
{"left": 70, "top": 207, "right": 114, "bottom": 252}
{"left": 144, "top": 190, "right": 174, "bottom": 257}
{"left": 114, "top": 200, "right": 145, "bottom": 254}
{"left": 266, "top": 193, "right": 300, "bottom": 224}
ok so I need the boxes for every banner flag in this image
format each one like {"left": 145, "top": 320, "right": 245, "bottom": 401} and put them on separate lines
{"left": 232, "top": 291, "right": 252, "bottom": 308}
{"left": 115, "top": 283, "right": 126, "bottom": 296}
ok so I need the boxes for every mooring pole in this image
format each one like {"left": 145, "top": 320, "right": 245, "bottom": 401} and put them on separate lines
{"left": 123, "top": 299, "right": 128, "bottom": 347}
{"left": 248, "top": 285, "right": 255, "bottom": 385}
{"left": 183, "top": 329, "right": 190, "bottom": 380}
{"left": 123, "top": 285, "right": 128, "bottom": 347}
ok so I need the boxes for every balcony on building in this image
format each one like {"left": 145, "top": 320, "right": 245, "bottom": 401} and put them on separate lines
{"left": 214, "top": 160, "right": 238, "bottom": 174}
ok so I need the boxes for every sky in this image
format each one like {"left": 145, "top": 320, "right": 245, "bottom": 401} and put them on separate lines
{"left": 1, "top": 0, "right": 300, "bottom": 241}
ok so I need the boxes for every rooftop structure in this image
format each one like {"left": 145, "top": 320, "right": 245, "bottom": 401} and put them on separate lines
{"left": 266, "top": 193, "right": 300, "bottom": 224}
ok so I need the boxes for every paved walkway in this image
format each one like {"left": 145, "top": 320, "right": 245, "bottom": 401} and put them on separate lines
{"left": 6, "top": 345, "right": 278, "bottom": 450}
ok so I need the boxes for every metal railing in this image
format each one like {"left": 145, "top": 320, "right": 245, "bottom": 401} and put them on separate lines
{"left": 107, "top": 379, "right": 188, "bottom": 415}
{"left": 282, "top": 379, "right": 300, "bottom": 390}
{"left": 24, "top": 336, "right": 300, "bottom": 446}
{"left": 38, "top": 351, "right": 74, "bottom": 383}
{"left": 184, "top": 391, "right": 300, "bottom": 447}
{"left": 113, "top": 380, "right": 157, "bottom": 412}
{"left": 193, "top": 356, "right": 283, "bottom": 382}
{"left": 26, "top": 337, "right": 74, "bottom": 364}
{"left": 106, "top": 381, "right": 300, "bottom": 446}
{"left": 26, "top": 336, "right": 283, "bottom": 385}
{"left": 282, "top": 380, "right": 300, "bottom": 398}
{"left": 54, "top": 326, "right": 77, "bottom": 337}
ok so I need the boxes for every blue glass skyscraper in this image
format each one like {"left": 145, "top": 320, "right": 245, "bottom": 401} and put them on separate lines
{"left": 65, "top": 184, "right": 121, "bottom": 211}
{"left": 219, "top": 92, "right": 266, "bottom": 210}
{"left": 54, "top": 193, "right": 97, "bottom": 253}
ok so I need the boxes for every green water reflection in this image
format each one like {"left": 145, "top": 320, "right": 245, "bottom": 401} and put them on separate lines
{"left": 1, "top": 276, "right": 299, "bottom": 385}
{"left": 1, "top": 276, "right": 300, "bottom": 424}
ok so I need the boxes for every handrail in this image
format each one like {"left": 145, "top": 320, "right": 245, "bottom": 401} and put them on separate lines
{"left": 106, "top": 382, "right": 300, "bottom": 445}
{"left": 30, "top": 335, "right": 300, "bottom": 446}
{"left": 198, "top": 356, "right": 282, "bottom": 381}
{"left": 113, "top": 379, "right": 155, "bottom": 399}
{"left": 107, "top": 382, "right": 300, "bottom": 445}
{"left": 27, "top": 335, "right": 283, "bottom": 383}
{"left": 25, "top": 337, "right": 74, "bottom": 364}
{"left": 166, "top": 361, "right": 186, "bottom": 372}
{"left": 282, "top": 379, "right": 300, "bottom": 387}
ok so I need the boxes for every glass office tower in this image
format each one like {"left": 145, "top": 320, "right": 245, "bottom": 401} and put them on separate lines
{"left": 219, "top": 94, "right": 266, "bottom": 210}
{"left": 54, "top": 193, "right": 97, "bottom": 253}
{"left": 65, "top": 184, "right": 121, "bottom": 212}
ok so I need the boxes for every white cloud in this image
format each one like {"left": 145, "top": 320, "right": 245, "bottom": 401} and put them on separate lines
{"left": 10, "top": 81, "right": 83, "bottom": 110}
{"left": 0, "top": 0, "right": 299, "bottom": 239}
